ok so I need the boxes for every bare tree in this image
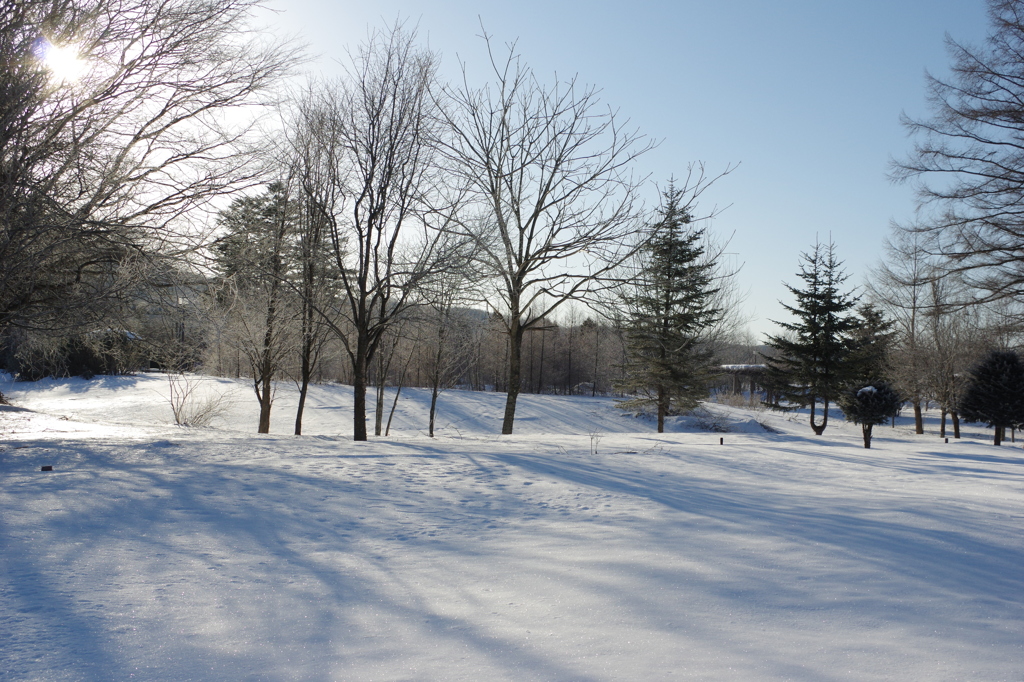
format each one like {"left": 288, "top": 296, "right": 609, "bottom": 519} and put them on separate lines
{"left": 420, "top": 239, "right": 477, "bottom": 435}
{"left": 440, "top": 34, "right": 655, "bottom": 434}
{"left": 893, "top": 0, "right": 1024, "bottom": 302}
{"left": 287, "top": 120, "right": 339, "bottom": 435}
{"left": 924, "top": 276, "right": 985, "bottom": 439}
{"left": 0, "top": 0, "right": 298, "bottom": 403}
{"left": 868, "top": 232, "right": 933, "bottom": 434}
{"left": 296, "top": 25, "right": 446, "bottom": 441}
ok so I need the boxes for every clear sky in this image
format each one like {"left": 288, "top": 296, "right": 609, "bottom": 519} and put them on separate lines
{"left": 259, "top": 0, "right": 991, "bottom": 338}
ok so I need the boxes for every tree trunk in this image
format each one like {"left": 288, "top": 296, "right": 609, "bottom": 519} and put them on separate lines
{"left": 501, "top": 321, "right": 525, "bottom": 435}
{"left": 565, "top": 325, "right": 573, "bottom": 395}
{"left": 256, "top": 309, "right": 276, "bottom": 434}
{"left": 295, "top": 331, "right": 312, "bottom": 436}
{"left": 527, "top": 330, "right": 536, "bottom": 394}
{"left": 375, "top": 375, "right": 386, "bottom": 436}
{"left": 939, "top": 409, "right": 946, "bottom": 439}
{"left": 810, "top": 398, "right": 828, "bottom": 436}
{"left": 429, "top": 383, "right": 439, "bottom": 437}
{"left": 257, "top": 374, "right": 272, "bottom": 434}
{"left": 294, "top": 273, "right": 318, "bottom": 436}
{"left": 385, "top": 383, "right": 403, "bottom": 437}
{"left": 384, "top": 354, "right": 410, "bottom": 438}
{"left": 352, "top": 337, "right": 369, "bottom": 441}
{"left": 657, "top": 384, "right": 666, "bottom": 434}
{"left": 536, "top": 327, "right": 546, "bottom": 394}
{"left": 295, "top": 377, "right": 309, "bottom": 436}
{"left": 994, "top": 425, "right": 1002, "bottom": 446}
{"left": 913, "top": 400, "right": 924, "bottom": 434}
{"left": 952, "top": 411, "right": 961, "bottom": 438}
{"left": 862, "top": 423, "right": 872, "bottom": 448}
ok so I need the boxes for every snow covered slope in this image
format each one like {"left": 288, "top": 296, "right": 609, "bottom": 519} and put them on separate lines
{"left": 1, "top": 375, "right": 1022, "bottom": 680}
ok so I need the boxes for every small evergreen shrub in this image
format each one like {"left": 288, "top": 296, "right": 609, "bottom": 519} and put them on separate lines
{"left": 839, "top": 381, "right": 902, "bottom": 448}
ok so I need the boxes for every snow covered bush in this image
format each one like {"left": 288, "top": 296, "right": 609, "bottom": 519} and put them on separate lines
{"left": 839, "top": 381, "right": 901, "bottom": 448}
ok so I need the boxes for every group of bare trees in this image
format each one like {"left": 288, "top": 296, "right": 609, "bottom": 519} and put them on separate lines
{"left": 860, "top": 0, "right": 1024, "bottom": 438}
{"left": 3, "top": 3, "right": 742, "bottom": 436}
{"left": 198, "top": 24, "right": 663, "bottom": 439}
{"left": 868, "top": 231, "right": 1022, "bottom": 439}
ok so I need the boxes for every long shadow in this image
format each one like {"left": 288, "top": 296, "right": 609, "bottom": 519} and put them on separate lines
{"left": 0, "top": 439, "right": 612, "bottom": 680}
{"left": 920, "top": 448, "right": 1024, "bottom": 467}
{"left": 0, "top": 518, "right": 123, "bottom": 679}
{"left": 490, "top": 449, "right": 1024, "bottom": 607}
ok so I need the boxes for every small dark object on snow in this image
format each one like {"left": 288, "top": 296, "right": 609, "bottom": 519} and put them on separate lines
{"left": 719, "top": 437, "right": 723, "bottom": 445}
{"left": 40, "top": 465, "right": 53, "bottom": 472}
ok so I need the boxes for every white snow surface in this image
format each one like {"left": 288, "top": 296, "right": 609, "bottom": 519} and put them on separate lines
{"left": 1, "top": 374, "right": 1022, "bottom": 681}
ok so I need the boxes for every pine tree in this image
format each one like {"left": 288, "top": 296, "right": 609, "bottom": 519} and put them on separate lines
{"left": 839, "top": 381, "right": 902, "bottom": 448}
{"left": 617, "top": 183, "right": 722, "bottom": 433}
{"left": 762, "top": 239, "right": 860, "bottom": 435}
{"left": 958, "top": 349, "right": 1024, "bottom": 446}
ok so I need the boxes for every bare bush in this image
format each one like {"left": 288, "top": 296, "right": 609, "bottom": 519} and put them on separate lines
{"left": 166, "top": 373, "right": 232, "bottom": 427}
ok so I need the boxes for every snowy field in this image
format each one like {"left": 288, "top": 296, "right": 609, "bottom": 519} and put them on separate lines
{"left": 1, "top": 374, "right": 1022, "bottom": 681}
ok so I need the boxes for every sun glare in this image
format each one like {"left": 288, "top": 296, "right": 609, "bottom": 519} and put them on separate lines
{"left": 39, "top": 39, "right": 86, "bottom": 83}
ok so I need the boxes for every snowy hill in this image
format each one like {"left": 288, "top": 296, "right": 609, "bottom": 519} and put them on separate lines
{"left": 1, "top": 375, "right": 1022, "bottom": 680}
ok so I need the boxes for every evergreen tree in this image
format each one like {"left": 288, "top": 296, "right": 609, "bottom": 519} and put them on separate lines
{"left": 847, "top": 303, "right": 896, "bottom": 384}
{"left": 958, "top": 349, "right": 1024, "bottom": 446}
{"left": 215, "top": 181, "right": 296, "bottom": 287}
{"left": 839, "top": 381, "right": 902, "bottom": 449}
{"left": 617, "top": 183, "right": 721, "bottom": 433}
{"left": 215, "top": 181, "right": 298, "bottom": 433}
{"left": 762, "top": 239, "right": 860, "bottom": 435}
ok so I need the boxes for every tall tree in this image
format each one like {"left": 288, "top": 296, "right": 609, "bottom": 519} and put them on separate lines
{"left": 893, "top": 0, "right": 1024, "bottom": 301}
{"left": 922, "top": 274, "right": 986, "bottom": 439}
{"left": 296, "top": 25, "right": 446, "bottom": 441}
{"left": 440, "top": 34, "right": 658, "bottom": 434}
{"left": 763, "top": 239, "right": 860, "bottom": 435}
{"left": 215, "top": 181, "right": 296, "bottom": 434}
{"left": 616, "top": 182, "right": 722, "bottom": 433}
{"left": 867, "top": 232, "right": 933, "bottom": 434}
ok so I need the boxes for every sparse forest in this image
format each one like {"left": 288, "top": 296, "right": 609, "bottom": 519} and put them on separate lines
{"left": 5, "top": 0, "right": 1024, "bottom": 444}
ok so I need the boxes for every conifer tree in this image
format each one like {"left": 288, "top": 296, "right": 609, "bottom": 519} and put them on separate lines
{"left": 617, "top": 183, "right": 721, "bottom": 433}
{"left": 215, "top": 181, "right": 298, "bottom": 433}
{"left": 847, "top": 303, "right": 896, "bottom": 385}
{"left": 762, "top": 239, "right": 860, "bottom": 435}
{"left": 958, "top": 349, "right": 1024, "bottom": 445}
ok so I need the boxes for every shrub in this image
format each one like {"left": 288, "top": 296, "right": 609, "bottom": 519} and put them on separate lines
{"left": 839, "top": 381, "right": 901, "bottom": 448}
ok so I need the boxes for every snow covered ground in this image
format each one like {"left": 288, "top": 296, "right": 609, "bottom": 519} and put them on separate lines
{"left": 1, "top": 374, "right": 1022, "bottom": 681}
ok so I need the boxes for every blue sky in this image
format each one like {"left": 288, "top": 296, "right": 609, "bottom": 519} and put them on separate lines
{"left": 261, "top": 0, "right": 991, "bottom": 338}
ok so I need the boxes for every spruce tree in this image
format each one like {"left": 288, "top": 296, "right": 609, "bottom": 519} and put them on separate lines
{"left": 958, "top": 349, "right": 1024, "bottom": 445}
{"left": 762, "top": 239, "right": 860, "bottom": 435}
{"left": 617, "top": 183, "right": 721, "bottom": 433}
